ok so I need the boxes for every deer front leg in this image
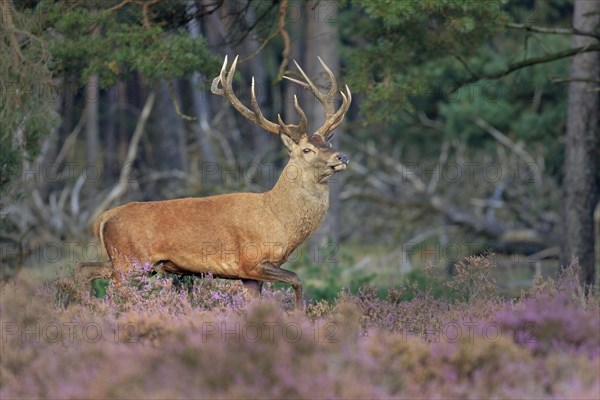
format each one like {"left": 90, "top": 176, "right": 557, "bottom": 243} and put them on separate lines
{"left": 252, "top": 263, "right": 303, "bottom": 311}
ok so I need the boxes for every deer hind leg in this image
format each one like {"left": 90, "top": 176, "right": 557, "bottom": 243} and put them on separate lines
{"left": 252, "top": 263, "right": 303, "bottom": 311}
{"left": 74, "top": 261, "right": 113, "bottom": 297}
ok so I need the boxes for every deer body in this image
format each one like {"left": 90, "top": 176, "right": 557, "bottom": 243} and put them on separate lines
{"left": 83, "top": 56, "right": 351, "bottom": 309}
{"left": 96, "top": 161, "right": 329, "bottom": 278}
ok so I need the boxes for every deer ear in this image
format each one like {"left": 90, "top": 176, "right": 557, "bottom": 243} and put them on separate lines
{"left": 325, "top": 130, "right": 335, "bottom": 142}
{"left": 280, "top": 132, "right": 296, "bottom": 151}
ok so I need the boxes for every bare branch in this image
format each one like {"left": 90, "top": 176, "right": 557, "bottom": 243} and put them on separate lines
{"left": 426, "top": 142, "right": 450, "bottom": 194}
{"left": 416, "top": 112, "right": 444, "bottom": 131}
{"left": 240, "top": 0, "right": 290, "bottom": 80}
{"left": 88, "top": 92, "right": 156, "bottom": 225}
{"left": 474, "top": 117, "right": 542, "bottom": 186}
{"left": 168, "top": 80, "right": 196, "bottom": 121}
{"left": 358, "top": 143, "right": 505, "bottom": 238}
{"left": 55, "top": 112, "right": 86, "bottom": 167}
{"left": 363, "top": 143, "right": 427, "bottom": 192}
{"left": 70, "top": 173, "right": 86, "bottom": 218}
{"left": 106, "top": 0, "right": 132, "bottom": 13}
{"left": 276, "top": 0, "right": 291, "bottom": 81}
{"left": 548, "top": 76, "right": 600, "bottom": 84}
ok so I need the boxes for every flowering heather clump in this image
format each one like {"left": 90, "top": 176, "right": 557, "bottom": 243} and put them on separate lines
{"left": 446, "top": 255, "right": 499, "bottom": 303}
{"left": 0, "top": 258, "right": 598, "bottom": 399}
{"left": 104, "top": 262, "right": 252, "bottom": 315}
{"left": 496, "top": 264, "right": 600, "bottom": 357}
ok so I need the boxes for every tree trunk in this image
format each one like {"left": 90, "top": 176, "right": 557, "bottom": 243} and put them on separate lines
{"left": 86, "top": 24, "right": 101, "bottom": 177}
{"left": 152, "top": 82, "right": 188, "bottom": 193}
{"left": 562, "top": 0, "right": 600, "bottom": 285}
{"left": 116, "top": 80, "right": 129, "bottom": 172}
{"left": 305, "top": 0, "right": 342, "bottom": 256}
{"left": 103, "top": 85, "right": 118, "bottom": 184}
{"left": 186, "top": 0, "right": 216, "bottom": 165}
{"left": 239, "top": 2, "right": 273, "bottom": 157}
{"left": 85, "top": 73, "right": 99, "bottom": 167}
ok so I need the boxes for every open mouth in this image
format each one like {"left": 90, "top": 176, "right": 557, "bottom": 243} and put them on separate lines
{"left": 332, "top": 163, "right": 347, "bottom": 172}
{"left": 320, "top": 163, "right": 348, "bottom": 183}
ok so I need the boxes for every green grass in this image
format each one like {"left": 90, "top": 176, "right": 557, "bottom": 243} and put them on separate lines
{"left": 5, "top": 239, "right": 581, "bottom": 302}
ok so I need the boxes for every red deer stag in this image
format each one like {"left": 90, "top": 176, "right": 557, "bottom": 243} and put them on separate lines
{"left": 76, "top": 55, "right": 351, "bottom": 310}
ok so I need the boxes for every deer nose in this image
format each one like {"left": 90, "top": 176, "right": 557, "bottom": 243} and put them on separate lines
{"left": 337, "top": 154, "right": 349, "bottom": 164}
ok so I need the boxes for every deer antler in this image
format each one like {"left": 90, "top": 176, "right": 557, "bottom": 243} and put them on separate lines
{"left": 212, "top": 55, "right": 280, "bottom": 135}
{"left": 283, "top": 56, "right": 352, "bottom": 140}
{"left": 211, "top": 55, "right": 307, "bottom": 142}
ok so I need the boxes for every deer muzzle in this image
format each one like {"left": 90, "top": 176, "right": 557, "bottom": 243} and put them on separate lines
{"left": 337, "top": 154, "right": 350, "bottom": 164}
{"left": 329, "top": 153, "right": 349, "bottom": 172}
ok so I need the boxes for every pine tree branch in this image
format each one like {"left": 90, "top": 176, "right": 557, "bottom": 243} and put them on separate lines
{"left": 506, "top": 23, "right": 600, "bottom": 40}
{"left": 454, "top": 43, "right": 600, "bottom": 89}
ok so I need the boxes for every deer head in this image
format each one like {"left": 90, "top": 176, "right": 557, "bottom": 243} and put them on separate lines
{"left": 211, "top": 55, "right": 352, "bottom": 185}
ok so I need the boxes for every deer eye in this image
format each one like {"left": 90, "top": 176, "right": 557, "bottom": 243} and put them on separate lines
{"left": 302, "top": 148, "right": 312, "bottom": 154}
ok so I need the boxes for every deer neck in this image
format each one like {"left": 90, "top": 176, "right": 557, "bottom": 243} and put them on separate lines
{"left": 265, "top": 161, "right": 330, "bottom": 245}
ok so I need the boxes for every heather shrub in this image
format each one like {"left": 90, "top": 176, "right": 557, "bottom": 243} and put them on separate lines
{"left": 0, "top": 275, "right": 107, "bottom": 389}
{"left": 363, "top": 332, "right": 534, "bottom": 397}
{"left": 349, "top": 285, "right": 450, "bottom": 334}
{"left": 1, "top": 257, "right": 598, "bottom": 399}
{"left": 497, "top": 291, "right": 600, "bottom": 356}
{"left": 104, "top": 263, "right": 250, "bottom": 315}
{"left": 387, "top": 256, "right": 500, "bottom": 305}
{"left": 395, "top": 268, "right": 458, "bottom": 301}
{"left": 496, "top": 262, "right": 600, "bottom": 358}
{"left": 304, "top": 297, "right": 335, "bottom": 319}
{"left": 446, "top": 255, "right": 499, "bottom": 303}
{"left": 344, "top": 256, "right": 503, "bottom": 335}
{"left": 48, "top": 276, "right": 84, "bottom": 308}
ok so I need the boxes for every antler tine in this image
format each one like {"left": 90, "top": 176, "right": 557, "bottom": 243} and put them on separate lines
{"left": 292, "top": 60, "right": 316, "bottom": 89}
{"left": 317, "top": 56, "right": 338, "bottom": 99}
{"left": 250, "top": 77, "right": 281, "bottom": 134}
{"left": 276, "top": 113, "right": 297, "bottom": 140}
{"left": 293, "top": 95, "right": 308, "bottom": 133}
{"left": 210, "top": 55, "right": 350, "bottom": 142}
{"left": 281, "top": 75, "right": 309, "bottom": 89}
{"left": 271, "top": 96, "right": 306, "bottom": 142}
{"left": 226, "top": 55, "right": 238, "bottom": 86}
{"left": 211, "top": 55, "right": 280, "bottom": 135}
{"left": 325, "top": 86, "right": 350, "bottom": 128}
{"left": 282, "top": 57, "right": 351, "bottom": 140}
{"left": 289, "top": 59, "right": 335, "bottom": 117}
{"left": 313, "top": 84, "right": 352, "bottom": 139}
{"left": 210, "top": 55, "right": 228, "bottom": 95}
